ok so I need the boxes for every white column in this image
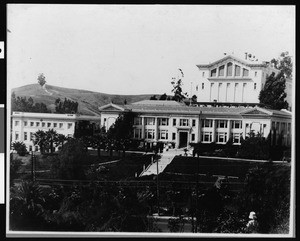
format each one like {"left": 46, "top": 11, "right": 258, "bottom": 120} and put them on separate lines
{"left": 141, "top": 117, "right": 145, "bottom": 139}
{"left": 212, "top": 119, "right": 216, "bottom": 142}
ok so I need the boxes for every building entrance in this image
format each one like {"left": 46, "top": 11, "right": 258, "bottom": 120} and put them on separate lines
{"left": 179, "top": 131, "right": 188, "bottom": 148}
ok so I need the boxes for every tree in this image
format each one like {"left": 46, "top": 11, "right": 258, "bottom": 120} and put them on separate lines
{"left": 259, "top": 72, "right": 289, "bottom": 110}
{"left": 191, "top": 95, "right": 197, "bottom": 103}
{"left": 45, "top": 129, "right": 58, "bottom": 154}
{"left": 50, "top": 138, "right": 87, "bottom": 180}
{"left": 159, "top": 93, "right": 168, "bottom": 100}
{"left": 11, "top": 93, "right": 50, "bottom": 113}
{"left": 150, "top": 95, "right": 158, "bottom": 100}
{"left": 107, "top": 111, "right": 135, "bottom": 140}
{"left": 34, "top": 130, "right": 48, "bottom": 154}
{"left": 270, "top": 51, "right": 293, "bottom": 79}
{"left": 37, "top": 73, "right": 46, "bottom": 87}
{"left": 12, "top": 141, "right": 27, "bottom": 156}
{"left": 55, "top": 98, "right": 78, "bottom": 114}
{"left": 171, "top": 68, "right": 188, "bottom": 102}
{"left": 238, "top": 131, "right": 270, "bottom": 160}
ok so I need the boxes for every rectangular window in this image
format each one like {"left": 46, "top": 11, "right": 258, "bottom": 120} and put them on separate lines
{"left": 202, "top": 132, "right": 212, "bottom": 142}
{"left": 134, "top": 117, "right": 142, "bottom": 125}
{"left": 47, "top": 122, "right": 51, "bottom": 128}
{"left": 219, "top": 65, "right": 225, "bottom": 76}
{"left": 145, "top": 117, "right": 155, "bottom": 125}
{"left": 145, "top": 129, "right": 155, "bottom": 139}
{"left": 172, "top": 133, "right": 176, "bottom": 140}
{"left": 255, "top": 71, "right": 257, "bottom": 77}
{"left": 24, "top": 132, "right": 28, "bottom": 141}
{"left": 254, "top": 83, "right": 257, "bottom": 89}
{"left": 233, "top": 133, "right": 241, "bottom": 144}
{"left": 202, "top": 119, "right": 213, "bottom": 128}
{"left": 191, "top": 133, "right": 195, "bottom": 141}
{"left": 36, "top": 122, "right": 40, "bottom": 127}
{"left": 202, "top": 72, "right": 205, "bottom": 77}
{"left": 15, "top": 132, "right": 19, "bottom": 141}
{"left": 158, "top": 118, "right": 169, "bottom": 126}
{"left": 202, "top": 83, "right": 204, "bottom": 89}
{"left": 192, "top": 119, "right": 196, "bottom": 127}
{"left": 53, "top": 123, "right": 57, "bottom": 128}
{"left": 59, "top": 123, "right": 63, "bottom": 128}
{"left": 30, "top": 132, "right": 34, "bottom": 141}
{"left": 42, "top": 122, "right": 45, "bottom": 127}
{"left": 216, "top": 132, "right": 227, "bottom": 143}
{"left": 217, "top": 120, "right": 228, "bottom": 129}
{"left": 35, "top": 146, "right": 38, "bottom": 152}
{"left": 30, "top": 122, "right": 34, "bottom": 127}
{"left": 242, "top": 68, "right": 249, "bottom": 77}
{"left": 29, "top": 145, "right": 32, "bottom": 152}
{"left": 158, "top": 130, "right": 168, "bottom": 140}
{"left": 234, "top": 65, "right": 241, "bottom": 76}
{"left": 134, "top": 129, "right": 142, "bottom": 139}
{"left": 173, "top": 119, "right": 177, "bottom": 126}
{"left": 179, "top": 119, "right": 189, "bottom": 126}
{"left": 68, "top": 123, "right": 73, "bottom": 129}
{"left": 15, "top": 121, "right": 19, "bottom": 126}
{"left": 231, "top": 120, "right": 242, "bottom": 129}
{"left": 24, "top": 121, "right": 27, "bottom": 126}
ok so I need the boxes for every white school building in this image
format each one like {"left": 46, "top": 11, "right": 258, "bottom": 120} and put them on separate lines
{"left": 98, "top": 100, "right": 292, "bottom": 148}
{"left": 11, "top": 111, "right": 101, "bottom": 152}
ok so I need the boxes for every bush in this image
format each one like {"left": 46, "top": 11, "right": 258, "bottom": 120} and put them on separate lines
{"left": 12, "top": 141, "right": 27, "bottom": 156}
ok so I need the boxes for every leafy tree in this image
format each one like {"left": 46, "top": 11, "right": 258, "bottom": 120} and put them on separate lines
{"left": 150, "top": 95, "right": 158, "bottom": 100}
{"left": 171, "top": 68, "right": 188, "bottom": 102}
{"left": 159, "top": 93, "right": 168, "bottom": 100}
{"left": 12, "top": 141, "right": 27, "bottom": 156}
{"left": 50, "top": 138, "right": 87, "bottom": 180}
{"left": 37, "top": 73, "right": 46, "bottom": 86}
{"left": 238, "top": 132, "right": 270, "bottom": 160}
{"left": 259, "top": 72, "right": 289, "bottom": 110}
{"left": 11, "top": 93, "right": 50, "bottom": 113}
{"left": 107, "top": 111, "right": 135, "bottom": 140}
{"left": 10, "top": 153, "right": 23, "bottom": 186}
{"left": 270, "top": 51, "right": 293, "bottom": 78}
{"left": 191, "top": 95, "right": 197, "bottom": 103}
{"left": 55, "top": 98, "right": 78, "bottom": 114}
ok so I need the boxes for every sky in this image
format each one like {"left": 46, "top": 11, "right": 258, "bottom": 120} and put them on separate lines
{"left": 7, "top": 4, "right": 295, "bottom": 95}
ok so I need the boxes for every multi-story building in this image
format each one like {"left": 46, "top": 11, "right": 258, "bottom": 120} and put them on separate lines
{"left": 11, "top": 111, "right": 101, "bottom": 152}
{"left": 195, "top": 53, "right": 280, "bottom": 103}
{"left": 98, "top": 100, "right": 292, "bottom": 148}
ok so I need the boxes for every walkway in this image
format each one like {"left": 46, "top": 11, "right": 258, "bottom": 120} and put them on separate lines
{"left": 140, "top": 148, "right": 187, "bottom": 176}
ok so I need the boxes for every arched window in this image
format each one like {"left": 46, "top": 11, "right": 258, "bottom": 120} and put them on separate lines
{"left": 227, "top": 62, "right": 233, "bottom": 76}
{"left": 211, "top": 68, "right": 217, "bottom": 77}
{"left": 219, "top": 65, "right": 225, "bottom": 76}
{"left": 234, "top": 65, "right": 241, "bottom": 76}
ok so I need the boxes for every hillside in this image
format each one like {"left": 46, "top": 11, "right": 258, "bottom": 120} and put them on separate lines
{"left": 11, "top": 84, "right": 155, "bottom": 115}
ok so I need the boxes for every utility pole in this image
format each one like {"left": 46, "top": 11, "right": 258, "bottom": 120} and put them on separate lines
{"left": 31, "top": 150, "right": 35, "bottom": 182}
{"left": 156, "top": 152, "right": 160, "bottom": 216}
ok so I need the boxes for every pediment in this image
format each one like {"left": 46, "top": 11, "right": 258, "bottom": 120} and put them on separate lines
{"left": 240, "top": 107, "right": 272, "bottom": 116}
{"left": 98, "top": 103, "right": 124, "bottom": 112}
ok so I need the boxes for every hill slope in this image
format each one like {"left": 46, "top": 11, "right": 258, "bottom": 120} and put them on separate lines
{"left": 11, "top": 84, "right": 155, "bottom": 115}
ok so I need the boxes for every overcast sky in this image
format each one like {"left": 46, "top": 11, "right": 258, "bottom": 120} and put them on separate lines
{"left": 7, "top": 4, "right": 295, "bottom": 95}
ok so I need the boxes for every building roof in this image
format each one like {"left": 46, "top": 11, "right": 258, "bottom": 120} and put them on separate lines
{"left": 131, "top": 100, "right": 185, "bottom": 106}
{"left": 196, "top": 54, "right": 277, "bottom": 69}
{"left": 12, "top": 111, "right": 101, "bottom": 121}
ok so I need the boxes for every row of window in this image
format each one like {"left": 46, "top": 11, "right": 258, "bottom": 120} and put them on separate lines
{"left": 134, "top": 117, "right": 197, "bottom": 127}
{"left": 15, "top": 120, "right": 73, "bottom": 129}
{"left": 201, "top": 82, "right": 257, "bottom": 90}
{"left": 202, "top": 132, "right": 242, "bottom": 144}
{"left": 202, "top": 119, "right": 242, "bottom": 129}
{"left": 134, "top": 128, "right": 241, "bottom": 144}
{"left": 14, "top": 131, "right": 72, "bottom": 142}
{"left": 210, "top": 63, "right": 249, "bottom": 78}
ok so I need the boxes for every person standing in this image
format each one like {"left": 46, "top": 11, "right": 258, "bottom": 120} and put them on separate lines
{"left": 245, "top": 211, "right": 259, "bottom": 233}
